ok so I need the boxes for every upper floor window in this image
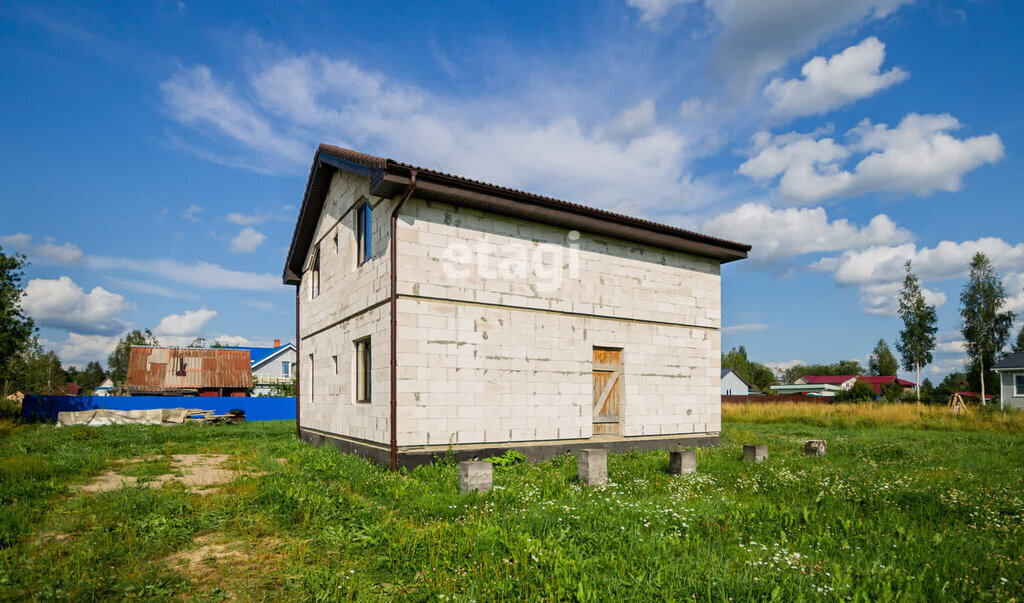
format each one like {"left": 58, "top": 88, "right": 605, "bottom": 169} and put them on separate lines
{"left": 309, "top": 244, "right": 321, "bottom": 299}
{"left": 357, "top": 202, "right": 372, "bottom": 265}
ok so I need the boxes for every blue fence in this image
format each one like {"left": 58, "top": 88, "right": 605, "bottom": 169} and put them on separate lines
{"left": 22, "top": 395, "right": 297, "bottom": 423}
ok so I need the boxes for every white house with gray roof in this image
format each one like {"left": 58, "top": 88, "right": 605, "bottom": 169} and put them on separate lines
{"left": 282, "top": 144, "right": 750, "bottom": 469}
{"left": 993, "top": 352, "right": 1024, "bottom": 411}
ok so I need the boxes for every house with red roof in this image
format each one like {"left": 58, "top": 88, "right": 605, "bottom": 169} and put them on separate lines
{"left": 856, "top": 376, "right": 917, "bottom": 396}
{"left": 794, "top": 375, "right": 858, "bottom": 390}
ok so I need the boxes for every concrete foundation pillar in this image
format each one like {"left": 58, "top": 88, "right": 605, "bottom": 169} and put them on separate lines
{"left": 804, "top": 440, "right": 827, "bottom": 457}
{"left": 577, "top": 448, "right": 607, "bottom": 486}
{"left": 743, "top": 444, "right": 767, "bottom": 463}
{"left": 669, "top": 450, "right": 697, "bottom": 475}
{"left": 459, "top": 461, "right": 493, "bottom": 493}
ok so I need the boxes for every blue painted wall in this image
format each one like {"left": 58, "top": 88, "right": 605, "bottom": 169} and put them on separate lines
{"left": 22, "top": 396, "right": 296, "bottom": 423}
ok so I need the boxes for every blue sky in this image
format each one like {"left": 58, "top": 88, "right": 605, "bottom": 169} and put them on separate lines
{"left": 1, "top": 0, "right": 1021, "bottom": 379}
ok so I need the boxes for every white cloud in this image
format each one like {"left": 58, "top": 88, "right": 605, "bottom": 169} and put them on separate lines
{"left": 703, "top": 203, "right": 912, "bottom": 263}
{"left": 227, "top": 212, "right": 268, "bottom": 226}
{"left": 765, "top": 358, "right": 805, "bottom": 377}
{"left": 1005, "top": 273, "right": 1024, "bottom": 314}
{"left": 242, "top": 299, "right": 279, "bottom": 312}
{"left": 159, "top": 52, "right": 704, "bottom": 212}
{"left": 813, "top": 238, "right": 1024, "bottom": 286}
{"left": 181, "top": 203, "right": 205, "bottom": 222}
{"left": 35, "top": 239, "right": 85, "bottom": 264}
{"left": 701, "top": 0, "right": 913, "bottom": 98}
{"left": 1, "top": 233, "right": 32, "bottom": 248}
{"left": 765, "top": 37, "right": 908, "bottom": 120}
{"left": 678, "top": 98, "right": 704, "bottom": 121}
{"left": 22, "top": 276, "right": 133, "bottom": 335}
{"left": 856, "top": 281, "right": 947, "bottom": 317}
{"left": 627, "top": 0, "right": 695, "bottom": 21}
{"left": 161, "top": 65, "right": 309, "bottom": 172}
{"left": 229, "top": 227, "right": 266, "bottom": 253}
{"left": 154, "top": 307, "right": 217, "bottom": 337}
{"left": 722, "top": 322, "right": 770, "bottom": 335}
{"left": 104, "top": 277, "right": 198, "bottom": 300}
{"left": 812, "top": 237, "right": 1024, "bottom": 316}
{"left": 605, "top": 99, "right": 656, "bottom": 140}
{"left": 86, "top": 255, "right": 279, "bottom": 291}
{"left": 0, "top": 233, "right": 84, "bottom": 264}
{"left": 210, "top": 334, "right": 261, "bottom": 347}
{"left": 740, "top": 113, "right": 1004, "bottom": 204}
{"left": 54, "top": 333, "right": 122, "bottom": 369}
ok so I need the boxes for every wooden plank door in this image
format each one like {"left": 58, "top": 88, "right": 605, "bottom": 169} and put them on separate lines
{"left": 592, "top": 347, "right": 623, "bottom": 436}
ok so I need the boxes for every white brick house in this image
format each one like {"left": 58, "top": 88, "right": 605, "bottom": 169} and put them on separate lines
{"left": 283, "top": 145, "right": 750, "bottom": 468}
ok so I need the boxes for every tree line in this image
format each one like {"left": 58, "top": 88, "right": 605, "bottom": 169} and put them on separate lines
{"left": 724, "top": 252, "right": 1020, "bottom": 405}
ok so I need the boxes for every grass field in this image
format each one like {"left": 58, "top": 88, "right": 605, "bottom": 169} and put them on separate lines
{"left": 1, "top": 405, "right": 1023, "bottom": 600}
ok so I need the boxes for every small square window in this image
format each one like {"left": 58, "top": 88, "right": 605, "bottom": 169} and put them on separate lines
{"left": 1015, "top": 374, "right": 1024, "bottom": 397}
{"left": 356, "top": 202, "right": 372, "bottom": 265}
{"left": 355, "top": 338, "right": 371, "bottom": 403}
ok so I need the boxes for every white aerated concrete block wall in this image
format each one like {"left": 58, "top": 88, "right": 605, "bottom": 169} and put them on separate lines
{"left": 392, "top": 199, "right": 722, "bottom": 447}
{"left": 297, "top": 175, "right": 724, "bottom": 449}
{"left": 298, "top": 171, "right": 394, "bottom": 443}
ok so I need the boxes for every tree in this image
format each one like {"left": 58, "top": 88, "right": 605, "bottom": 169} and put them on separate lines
{"left": 187, "top": 337, "right": 207, "bottom": 348}
{"left": 107, "top": 329, "right": 159, "bottom": 386}
{"left": 832, "top": 380, "right": 877, "bottom": 403}
{"left": 781, "top": 360, "right": 864, "bottom": 384}
{"left": 721, "top": 346, "right": 775, "bottom": 393}
{"left": 960, "top": 253, "right": 1015, "bottom": 406}
{"left": 896, "top": 260, "right": 938, "bottom": 403}
{"left": 75, "top": 361, "right": 107, "bottom": 393}
{"left": 868, "top": 339, "right": 899, "bottom": 377}
{"left": 0, "top": 245, "right": 36, "bottom": 397}
{"left": 6, "top": 337, "right": 69, "bottom": 395}
{"left": 1013, "top": 325, "right": 1024, "bottom": 354}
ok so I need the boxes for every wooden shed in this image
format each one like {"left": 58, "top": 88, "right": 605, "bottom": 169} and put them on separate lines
{"left": 124, "top": 347, "right": 253, "bottom": 397}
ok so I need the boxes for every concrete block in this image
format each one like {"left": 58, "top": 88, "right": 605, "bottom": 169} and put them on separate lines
{"left": 804, "top": 440, "right": 827, "bottom": 457}
{"left": 743, "top": 444, "right": 767, "bottom": 463}
{"left": 669, "top": 450, "right": 696, "bottom": 475}
{"left": 577, "top": 448, "right": 607, "bottom": 486}
{"left": 459, "top": 461, "right": 493, "bottom": 493}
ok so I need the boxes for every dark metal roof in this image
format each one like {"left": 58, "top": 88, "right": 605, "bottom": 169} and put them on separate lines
{"left": 994, "top": 352, "right": 1024, "bottom": 370}
{"left": 124, "top": 347, "right": 253, "bottom": 392}
{"left": 283, "top": 145, "right": 751, "bottom": 284}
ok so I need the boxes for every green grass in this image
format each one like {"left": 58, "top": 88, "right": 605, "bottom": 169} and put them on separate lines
{"left": 1, "top": 416, "right": 1023, "bottom": 600}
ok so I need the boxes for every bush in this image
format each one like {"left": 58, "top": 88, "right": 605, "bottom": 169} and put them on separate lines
{"left": 833, "top": 380, "right": 878, "bottom": 403}
{"left": 0, "top": 399, "right": 21, "bottom": 422}
{"left": 881, "top": 382, "right": 904, "bottom": 402}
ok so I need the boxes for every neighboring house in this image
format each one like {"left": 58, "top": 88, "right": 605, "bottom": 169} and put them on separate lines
{"left": 283, "top": 144, "right": 750, "bottom": 468}
{"left": 237, "top": 340, "right": 297, "bottom": 396}
{"left": 123, "top": 347, "right": 253, "bottom": 397}
{"left": 794, "top": 375, "right": 858, "bottom": 390}
{"left": 92, "top": 377, "right": 114, "bottom": 397}
{"left": 771, "top": 383, "right": 842, "bottom": 397}
{"left": 856, "top": 376, "right": 916, "bottom": 396}
{"left": 721, "top": 369, "right": 756, "bottom": 396}
{"left": 992, "top": 352, "right": 1024, "bottom": 410}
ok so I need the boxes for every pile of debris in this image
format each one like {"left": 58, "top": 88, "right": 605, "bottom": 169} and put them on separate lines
{"left": 57, "top": 408, "right": 245, "bottom": 427}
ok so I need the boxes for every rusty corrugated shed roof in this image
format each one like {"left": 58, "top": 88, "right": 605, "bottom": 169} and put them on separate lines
{"left": 124, "top": 347, "right": 253, "bottom": 392}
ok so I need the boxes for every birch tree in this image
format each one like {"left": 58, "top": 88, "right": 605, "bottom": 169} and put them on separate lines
{"left": 960, "top": 253, "right": 1014, "bottom": 406}
{"left": 897, "top": 260, "right": 937, "bottom": 403}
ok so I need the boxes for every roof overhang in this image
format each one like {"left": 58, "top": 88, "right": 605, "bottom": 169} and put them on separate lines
{"left": 283, "top": 145, "right": 752, "bottom": 285}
